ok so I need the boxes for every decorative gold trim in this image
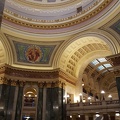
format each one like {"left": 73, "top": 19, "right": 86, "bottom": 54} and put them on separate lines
{"left": 38, "top": 81, "right": 66, "bottom": 88}
{"left": 3, "top": 0, "right": 113, "bottom": 30}
{"left": 4, "top": 0, "right": 99, "bottom": 24}
{"left": 0, "top": 78, "right": 4, "bottom": 84}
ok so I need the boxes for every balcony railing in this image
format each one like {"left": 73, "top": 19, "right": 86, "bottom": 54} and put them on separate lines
{"left": 66, "top": 100, "right": 120, "bottom": 115}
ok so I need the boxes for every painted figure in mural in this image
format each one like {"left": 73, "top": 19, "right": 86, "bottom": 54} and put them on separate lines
{"left": 26, "top": 46, "right": 42, "bottom": 63}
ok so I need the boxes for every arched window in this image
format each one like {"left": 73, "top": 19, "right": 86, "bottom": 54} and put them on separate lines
{"left": 23, "top": 87, "right": 37, "bottom": 107}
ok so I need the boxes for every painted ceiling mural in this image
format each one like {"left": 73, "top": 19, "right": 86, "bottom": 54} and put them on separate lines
{"left": 110, "top": 19, "right": 120, "bottom": 35}
{"left": 13, "top": 41, "right": 56, "bottom": 64}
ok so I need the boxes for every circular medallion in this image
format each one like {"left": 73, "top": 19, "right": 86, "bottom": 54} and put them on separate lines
{"left": 25, "top": 46, "right": 42, "bottom": 63}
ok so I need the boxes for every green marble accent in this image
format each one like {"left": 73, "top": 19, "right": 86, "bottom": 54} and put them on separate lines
{"left": 37, "top": 88, "right": 43, "bottom": 120}
{"left": 46, "top": 87, "right": 65, "bottom": 120}
{"left": 1, "top": 84, "right": 11, "bottom": 120}
{"left": 116, "top": 77, "right": 120, "bottom": 100}
{"left": 0, "top": 84, "right": 16, "bottom": 120}
{"left": 15, "top": 86, "right": 23, "bottom": 120}
{"left": 6, "top": 86, "right": 15, "bottom": 120}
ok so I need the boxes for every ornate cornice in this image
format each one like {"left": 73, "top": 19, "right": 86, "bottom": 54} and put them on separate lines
{"left": 38, "top": 81, "right": 66, "bottom": 88}
{"left": 3, "top": 0, "right": 113, "bottom": 30}
{"left": 5, "top": 66, "right": 59, "bottom": 79}
{"left": 59, "top": 70, "right": 76, "bottom": 86}
{"left": 0, "top": 77, "right": 26, "bottom": 86}
{"left": 0, "top": 65, "right": 76, "bottom": 86}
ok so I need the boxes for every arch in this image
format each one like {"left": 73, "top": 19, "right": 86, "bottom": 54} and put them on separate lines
{"left": 56, "top": 31, "right": 118, "bottom": 78}
{"left": 0, "top": 31, "right": 13, "bottom": 65}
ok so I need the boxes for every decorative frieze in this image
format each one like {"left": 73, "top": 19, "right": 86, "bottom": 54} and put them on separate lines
{"left": 0, "top": 65, "right": 76, "bottom": 86}
{"left": 5, "top": 66, "right": 59, "bottom": 79}
{"left": 3, "top": 0, "right": 113, "bottom": 30}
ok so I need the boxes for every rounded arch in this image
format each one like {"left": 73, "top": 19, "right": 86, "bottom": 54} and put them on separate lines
{"left": 56, "top": 31, "right": 117, "bottom": 78}
{"left": 0, "top": 31, "right": 13, "bottom": 65}
{"left": 76, "top": 50, "right": 111, "bottom": 78}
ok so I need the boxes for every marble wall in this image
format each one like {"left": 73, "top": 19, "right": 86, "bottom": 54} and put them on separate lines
{"left": 0, "top": 84, "right": 16, "bottom": 120}
{"left": 37, "top": 87, "right": 43, "bottom": 120}
{"left": 116, "top": 77, "right": 120, "bottom": 100}
{"left": 46, "top": 87, "right": 65, "bottom": 120}
{"left": 15, "top": 86, "right": 23, "bottom": 120}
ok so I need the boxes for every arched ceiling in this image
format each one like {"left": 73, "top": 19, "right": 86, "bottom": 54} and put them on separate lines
{"left": 0, "top": 41, "right": 6, "bottom": 65}
{"left": 59, "top": 36, "right": 112, "bottom": 78}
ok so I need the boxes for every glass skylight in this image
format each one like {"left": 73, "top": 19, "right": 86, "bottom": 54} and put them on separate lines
{"left": 103, "top": 64, "right": 112, "bottom": 68}
{"left": 97, "top": 65, "right": 105, "bottom": 71}
{"left": 91, "top": 59, "right": 99, "bottom": 66}
{"left": 97, "top": 58, "right": 107, "bottom": 62}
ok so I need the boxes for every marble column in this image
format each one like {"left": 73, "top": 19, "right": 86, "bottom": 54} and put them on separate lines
{"left": 116, "top": 77, "right": 120, "bottom": 100}
{"left": 0, "top": 79, "right": 17, "bottom": 120}
{"left": 12, "top": 86, "right": 19, "bottom": 120}
{"left": 15, "top": 82, "right": 24, "bottom": 120}
{"left": 37, "top": 84, "right": 43, "bottom": 120}
{"left": 46, "top": 82, "right": 65, "bottom": 120}
{"left": 6, "top": 85, "right": 16, "bottom": 120}
{"left": 42, "top": 87, "right": 47, "bottom": 120}
{"left": 0, "top": 83, "right": 11, "bottom": 120}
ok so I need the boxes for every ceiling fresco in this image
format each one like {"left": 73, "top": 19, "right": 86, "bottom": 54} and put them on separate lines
{"left": 5, "top": 34, "right": 64, "bottom": 67}
{"left": 110, "top": 19, "right": 120, "bottom": 35}
{"left": 13, "top": 41, "right": 56, "bottom": 64}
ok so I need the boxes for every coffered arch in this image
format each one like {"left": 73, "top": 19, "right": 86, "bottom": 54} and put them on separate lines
{"left": 58, "top": 32, "right": 117, "bottom": 78}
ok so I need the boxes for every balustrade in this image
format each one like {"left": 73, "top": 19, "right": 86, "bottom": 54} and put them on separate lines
{"left": 66, "top": 100, "right": 120, "bottom": 116}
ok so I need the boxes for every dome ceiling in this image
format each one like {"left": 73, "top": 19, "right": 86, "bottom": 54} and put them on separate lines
{"left": 2, "top": 0, "right": 119, "bottom": 34}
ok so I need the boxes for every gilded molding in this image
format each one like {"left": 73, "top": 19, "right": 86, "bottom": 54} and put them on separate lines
{"left": 38, "top": 81, "right": 66, "bottom": 88}
{"left": 5, "top": 66, "right": 59, "bottom": 79}
{"left": 1, "top": 65, "right": 75, "bottom": 86}
{"left": 59, "top": 70, "right": 76, "bottom": 86}
{"left": 3, "top": 0, "right": 113, "bottom": 30}
{"left": 4, "top": 0, "right": 100, "bottom": 23}
{"left": 0, "top": 77, "right": 26, "bottom": 86}
{"left": 19, "top": 81, "right": 26, "bottom": 87}
{"left": 0, "top": 78, "right": 4, "bottom": 84}
{"left": 11, "top": 80, "right": 17, "bottom": 86}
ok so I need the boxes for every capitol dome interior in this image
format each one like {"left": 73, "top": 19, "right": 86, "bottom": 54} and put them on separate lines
{"left": 0, "top": 0, "right": 120, "bottom": 120}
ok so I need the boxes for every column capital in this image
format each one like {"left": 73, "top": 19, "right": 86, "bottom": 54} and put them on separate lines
{"left": 18, "top": 81, "right": 26, "bottom": 87}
